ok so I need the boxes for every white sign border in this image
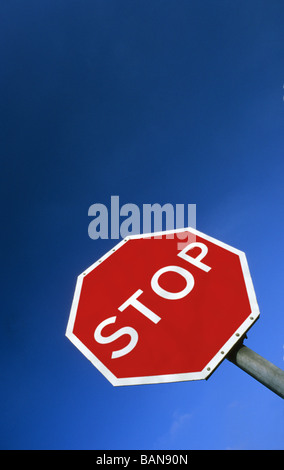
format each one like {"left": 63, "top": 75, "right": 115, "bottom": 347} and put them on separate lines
{"left": 66, "top": 227, "right": 260, "bottom": 386}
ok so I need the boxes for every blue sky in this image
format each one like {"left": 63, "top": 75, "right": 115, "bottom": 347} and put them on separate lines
{"left": 1, "top": 0, "right": 284, "bottom": 450}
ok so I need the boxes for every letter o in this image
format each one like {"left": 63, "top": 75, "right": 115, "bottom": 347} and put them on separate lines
{"left": 151, "top": 265, "right": 194, "bottom": 300}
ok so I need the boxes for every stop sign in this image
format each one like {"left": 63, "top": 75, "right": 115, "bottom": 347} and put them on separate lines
{"left": 66, "top": 228, "right": 259, "bottom": 386}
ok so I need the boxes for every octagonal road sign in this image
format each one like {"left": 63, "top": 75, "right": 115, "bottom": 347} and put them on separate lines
{"left": 66, "top": 227, "right": 260, "bottom": 386}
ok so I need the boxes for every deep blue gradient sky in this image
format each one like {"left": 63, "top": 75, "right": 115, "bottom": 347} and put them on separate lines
{"left": 1, "top": 1, "right": 284, "bottom": 449}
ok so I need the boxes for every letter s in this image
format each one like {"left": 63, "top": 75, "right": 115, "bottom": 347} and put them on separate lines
{"left": 94, "top": 316, "right": 138, "bottom": 359}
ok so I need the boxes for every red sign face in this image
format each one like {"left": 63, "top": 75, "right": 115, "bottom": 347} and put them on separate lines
{"left": 66, "top": 228, "right": 259, "bottom": 386}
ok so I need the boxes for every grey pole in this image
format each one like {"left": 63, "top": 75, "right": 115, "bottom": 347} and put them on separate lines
{"left": 227, "top": 343, "right": 284, "bottom": 399}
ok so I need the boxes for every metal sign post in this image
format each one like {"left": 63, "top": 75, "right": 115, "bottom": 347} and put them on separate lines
{"left": 227, "top": 343, "right": 284, "bottom": 399}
